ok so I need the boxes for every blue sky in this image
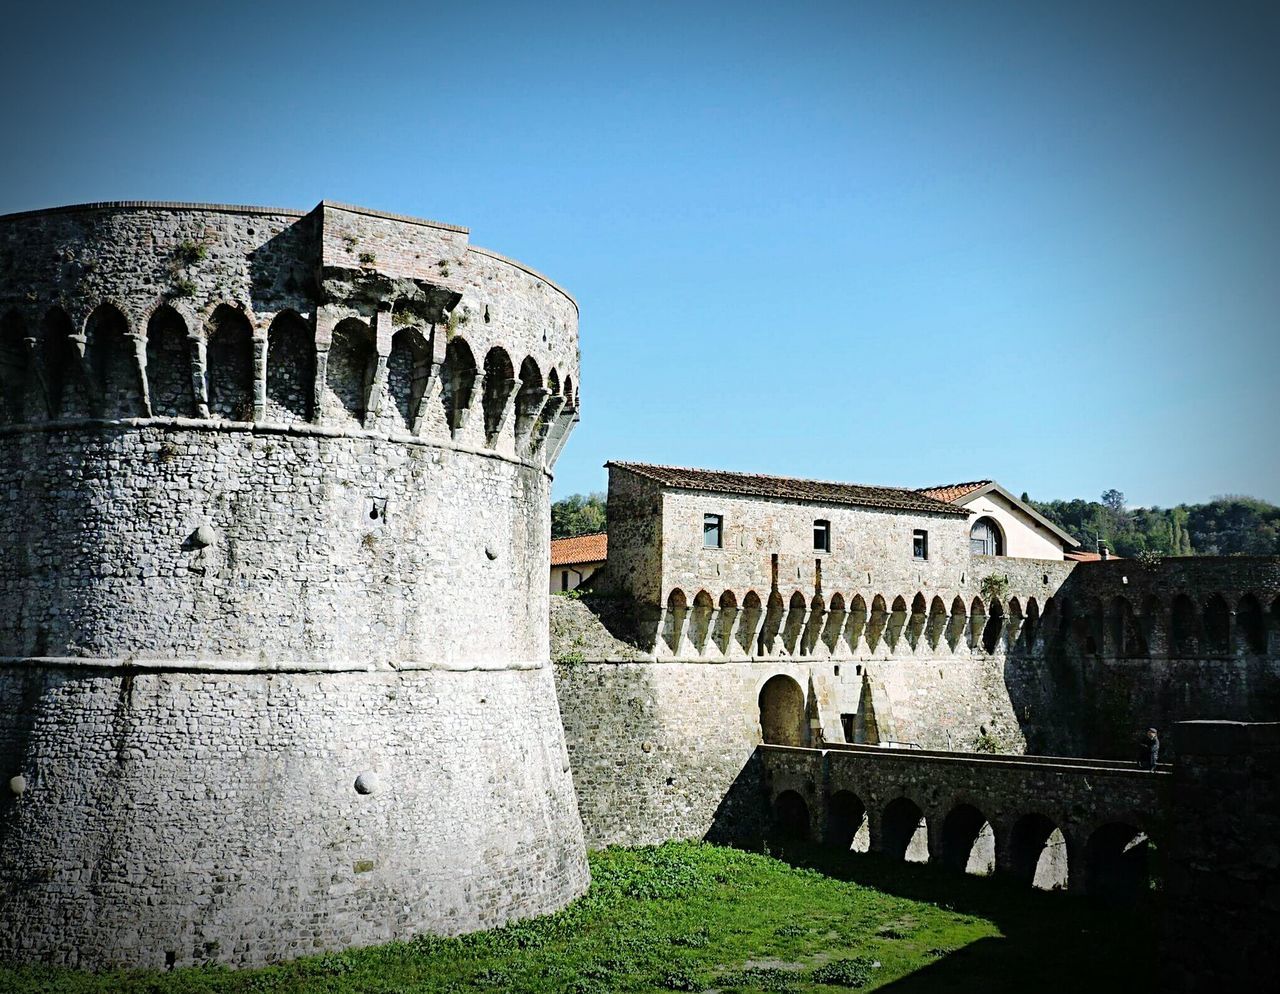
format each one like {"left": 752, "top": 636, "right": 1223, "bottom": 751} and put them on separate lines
{"left": 2, "top": 1, "right": 1276, "bottom": 506}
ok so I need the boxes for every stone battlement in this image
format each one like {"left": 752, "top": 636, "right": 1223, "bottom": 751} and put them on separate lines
{"left": 0, "top": 201, "right": 579, "bottom": 468}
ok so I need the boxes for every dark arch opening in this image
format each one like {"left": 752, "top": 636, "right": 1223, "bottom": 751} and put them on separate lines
{"left": 771, "top": 790, "right": 810, "bottom": 842}
{"left": 759, "top": 674, "right": 805, "bottom": 747}
{"left": 970, "top": 515, "right": 1005, "bottom": 556}
{"left": 867, "top": 595, "right": 889, "bottom": 651}
{"left": 822, "top": 592, "right": 847, "bottom": 653}
{"left": 0, "top": 310, "right": 28, "bottom": 423}
{"left": 207, "top": 305, "right": 255, "bottom": 421}
{"left": 881, "top": 797, "right": 928, "bottom": 862}
{"left": 86, "top": 303, "right": 142, "bottom": 417}
{"left": 482, "top": 346, "right": 515, "bottom": 441}
{"left": 1171, "top": 593, "right": 1199, "bottom": 656}
{"left": 1085, "top": 823, "right": 1149, "bottom": 903}
{"left": 1009, "top": 813, "right": 1068, "bottom": 890}
{"left": 940, "top": 803, "right": 994, "bottom": 875}
{"left": 1204, "top": 594, "right": 1230, "bottom": 653}
{"left": 40, "top": 307, "right": 80, "bottom": 418}
{"left": 982, "top": 599, "right": 1005, "bottom": 654}
{"left": 388, "top": 326, "right": 430, "bottom": 431}
{"left": 145, "top": 305, "right": 194, "bottom": 418}
{"left": 515, "top": 355, "right": 544, "bottom": 438}
{"left": 265, "top": 311, "right": 314, "bottom": 423}
{"left": 1238, "top": 594, "right": 1266, "bottom": 655}
{"left": 326, "top": 317, "right": 373, "bottom": 425}
{"left": 441, "top": 337, "right": 477, "bottom": 433}
{"left": 826, "top": 790, "right": 868, "bottom": 851}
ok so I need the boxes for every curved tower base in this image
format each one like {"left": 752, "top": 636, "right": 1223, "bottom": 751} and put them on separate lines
{"left": 0, "top": 663, "right": 587, "bottom": 969}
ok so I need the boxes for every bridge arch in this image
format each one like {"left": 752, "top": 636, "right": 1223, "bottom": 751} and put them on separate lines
{"left": 940, "top": 802, "right": 995, "bottom": 875}
{"left": 880, "top": 796, "right": 929, "bottom": 862}
{"left": 771, "top": 790, "right": 810, "bottom": 841}
{"left": 826, "top": 790, "right": 869, "bottom": 852}
{"left": 758, "top": 674, "right": 806, "bottom": 747}
{"left": 1008, "top": 812, "right": 1069, "bottom": 890}
{"left": 1084, "top": 822, "right": 1150, "bottom": 903}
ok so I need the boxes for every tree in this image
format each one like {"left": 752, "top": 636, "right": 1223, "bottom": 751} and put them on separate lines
{"left": 1101, "top": 489, "right": 1126, "bottom": 514}
{"left": 551, "top": 492, "right": 607, "bottom": 539}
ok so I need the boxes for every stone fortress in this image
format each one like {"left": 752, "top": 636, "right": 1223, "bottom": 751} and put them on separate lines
{"left": 0, "top": 201, "right": 1276, "bottom": 988}
{"left": 0, "top": 201, "right": 587, "bottom": 967}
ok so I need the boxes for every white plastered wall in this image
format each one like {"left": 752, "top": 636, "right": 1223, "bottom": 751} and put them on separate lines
{"left": 962, "top": 492, "right": 1067, "bottom": 560}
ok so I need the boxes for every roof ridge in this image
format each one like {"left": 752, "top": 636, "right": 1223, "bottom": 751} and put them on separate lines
{"left": 917, "top": 479, "right": 992, "bottom": 492}
{"left": 609, "top": 460, "right": 929, "bottom": 495}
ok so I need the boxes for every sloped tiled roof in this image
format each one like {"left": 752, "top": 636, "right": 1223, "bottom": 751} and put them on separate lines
{"left": 607, "top": 462, "right": 967, "bottom": 516}
{"left": 550, "top": 532, "right": 608, "bottom": 567}
{"left": 917, "top": 480, "right": 992, "bottom": 504}
{"left": 1064, "top": 549, "right": 1121, "bottom": 562}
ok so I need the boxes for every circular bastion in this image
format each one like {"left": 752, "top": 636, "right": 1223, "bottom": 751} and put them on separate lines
{"left": 0, "top": 201, "right": 588, "bottom": 968}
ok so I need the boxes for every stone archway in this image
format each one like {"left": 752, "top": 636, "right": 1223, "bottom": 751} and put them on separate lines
{"left": 758, "top": 674, "right": 806, "bottom": 746}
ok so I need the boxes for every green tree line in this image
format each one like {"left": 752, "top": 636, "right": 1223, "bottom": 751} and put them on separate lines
{"left": 1025, "top": 490, "right": 1280, "bottom": 557}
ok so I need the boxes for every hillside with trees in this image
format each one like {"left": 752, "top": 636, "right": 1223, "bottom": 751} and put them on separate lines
{"left": 1026, "top": 491, "right": 1280, "bottom": 557}
{"left": 551, "top": 492, "right": 606, "bottom": 539}
{"left": 553, "top": 489, "right": 1280, "bottom": 557}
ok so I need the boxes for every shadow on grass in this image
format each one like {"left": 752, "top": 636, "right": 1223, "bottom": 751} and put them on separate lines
{"left": 767, "top": 840, "right": 1157, "bottom": 992}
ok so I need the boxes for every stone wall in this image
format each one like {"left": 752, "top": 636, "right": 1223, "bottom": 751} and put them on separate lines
{"left": 0, "top": 664, "right": 586, "bottom": 969}
{"left": 1161, "top": 720, "right": 1280, "bottom": 991}
{"left": 0, "top": 201, "right": 588, "bottom": 969}
{"left": 552, "top": 549, "right": 1279, "bottom": 850}
{"left": 760, "top": 744, "right": 1166, "bottom": 895}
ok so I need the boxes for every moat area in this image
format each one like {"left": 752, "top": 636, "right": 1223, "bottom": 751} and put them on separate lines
{"left": 0, "top": 841, "right": 1154, "bottom": 993}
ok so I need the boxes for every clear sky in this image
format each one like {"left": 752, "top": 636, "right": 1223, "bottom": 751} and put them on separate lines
{"left": 2, "top": 1, "right": 1276, "bottom": 506}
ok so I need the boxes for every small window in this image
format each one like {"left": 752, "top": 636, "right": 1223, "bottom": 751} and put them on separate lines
{"left": 912, "top": 529, "right": 929, "bottom": 561}
{"left": 703, "top": 513, "right": 723, "bottom": 549}
{"left": 561, "top": 570, "right": 570, "bottom": 592}
{"left": 813, "top": 519, "right": 831, "bottom": 553}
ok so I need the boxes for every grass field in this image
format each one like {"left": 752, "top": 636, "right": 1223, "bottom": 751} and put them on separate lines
{"left": 0, "top": 841, "right": 1155, "bottom": 993}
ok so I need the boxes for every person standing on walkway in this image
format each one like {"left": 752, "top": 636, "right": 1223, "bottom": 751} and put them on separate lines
{"left": 1139, "top": 727, "right": 1160, "bottom": 771}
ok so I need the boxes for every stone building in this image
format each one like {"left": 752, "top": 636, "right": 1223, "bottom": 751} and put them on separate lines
{"left": 550, "top": 532, "right": 607, "bottom": 592}
{"left": 0, "top": 200, "right": 587, "bottom": 969}
{"left": 553, "top": 461, "right": 1279, "bottom": 851}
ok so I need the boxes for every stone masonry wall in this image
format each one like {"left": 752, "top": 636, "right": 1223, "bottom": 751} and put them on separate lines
{"left": 0, "top": 202, "right": 588, "bottom": 969}
{"left": 1161, "top": 720, "right": 1280, "bottom": 991}
{"left": 0, "top": 664, "right": 586, "bottom": 969}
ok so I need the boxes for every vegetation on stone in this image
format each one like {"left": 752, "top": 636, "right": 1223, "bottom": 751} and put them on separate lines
{"left": 0, "top": 841, "right": 1154, "bottom": 993}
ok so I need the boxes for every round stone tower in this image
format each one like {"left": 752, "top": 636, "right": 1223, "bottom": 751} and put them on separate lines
{"left": 0, "top": 201, "right": 587, "bottom": 968}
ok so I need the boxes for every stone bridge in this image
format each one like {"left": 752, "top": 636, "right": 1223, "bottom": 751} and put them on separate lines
{"left": 760, "top": 742, "right": 1169, "bottom": 899}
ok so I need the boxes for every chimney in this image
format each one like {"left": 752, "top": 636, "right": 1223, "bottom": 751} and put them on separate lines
{"left": 1097, "top": 537, "right": 1109, "bottom": 561}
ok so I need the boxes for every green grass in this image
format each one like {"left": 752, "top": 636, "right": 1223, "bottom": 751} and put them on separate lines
{"left": 0, "top": 841, "right": 1155, "bottom": 993}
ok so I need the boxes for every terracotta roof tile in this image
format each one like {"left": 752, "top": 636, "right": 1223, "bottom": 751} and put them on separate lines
{"left": 550, "top": 532, "right": 608, "bottom": 567}
{"left": 916, "top": 480, "right": 992, "bottom": 503}
{"left": 608, "top": 462, "right": 967, "bottom": 516}
{"left": 1064, "top": 550, "right": 1122, "bottom": 562}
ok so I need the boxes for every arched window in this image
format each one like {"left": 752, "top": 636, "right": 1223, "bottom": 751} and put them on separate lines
{"left": 970, "top": 516, "right": 1004, "bottom": 556}
{"left": 206, "top": 305, "right": 255, "bottom": 421}
{"left": 146, "top": 305, "right": 195, "bottom": 418}
{"left": 265, "top": 311, "right": 315, "bottom": 423}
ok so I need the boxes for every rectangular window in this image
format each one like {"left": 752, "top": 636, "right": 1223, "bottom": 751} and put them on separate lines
{"left": 813, "top": 519, "right": 831, "bottom": 552}
{"left": 912, "top": 529, "right": 929, "bottom": 561}
{"left": 703, "top": 513, "right": 723, "bottom": 549}
{"left": 840, "top": 713, "right": 856, "bottom": 743}
{"left": 561, "top": 570, "right": 570, "bottom": 591}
